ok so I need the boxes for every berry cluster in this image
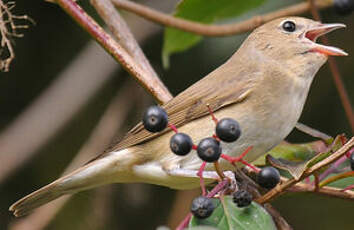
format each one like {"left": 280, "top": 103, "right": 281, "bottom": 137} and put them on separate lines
{"left": 143, "top": 105, "right": 242, "bottom": 163}
{"left": 142, "top": 105, "right": 280, "bottom": 219}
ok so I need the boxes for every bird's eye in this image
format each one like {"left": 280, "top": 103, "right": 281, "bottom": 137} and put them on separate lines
{"left": 282, "top": 21, "right": 296, "bottom": 32}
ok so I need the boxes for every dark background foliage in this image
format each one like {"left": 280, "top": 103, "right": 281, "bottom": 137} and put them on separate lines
{"left": 1, "top": 0, "right": 353, "bottom": 229}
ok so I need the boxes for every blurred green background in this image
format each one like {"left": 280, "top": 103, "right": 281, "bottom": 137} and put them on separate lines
{"left": 1, "top": 0, "right": 353, "bottom": 229}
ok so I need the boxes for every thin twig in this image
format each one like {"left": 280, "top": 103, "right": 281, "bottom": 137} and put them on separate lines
{"left": 242, "top": 166, "right": 354, "bottom": 201}
{"left": 175, "top": 213, "right": 192, "bottom": 230}
{"left": 319, "top": 171, "right": 354, "bottom": 187}
{"left": 288, "top": 181, "right": 354, "bottom": 200}
{"left": 308, "top": 0, "right": 354, "bottom": 133}
{"left": 111, "top": 0, "right": 333, "bottom": 37}
{"left": 318, "top": 155, "right": 347, "bottom": 181}
{"left": 0, "top": 0, "right": 33, "bottom": 71}
{"left": 56, "top": 0, "right": 171, "bottom": 104}
{"left": 243, "top": 163, "right": 354, "bottom": 199}
{"left": 264, "top": 204, "right": 293, "bottom": 230}
{"left": 342, "top": 184, "right": 354, "bottom": 192}
{"left": 256, "top": 137, "right": 354, "bottom": 204}
{"left": 314, "top": 173, "right": 320, "bottom": 192}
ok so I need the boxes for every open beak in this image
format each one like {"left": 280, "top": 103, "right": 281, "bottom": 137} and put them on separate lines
{"left": 305, "top": 23, "right": 347, "bottom": 56}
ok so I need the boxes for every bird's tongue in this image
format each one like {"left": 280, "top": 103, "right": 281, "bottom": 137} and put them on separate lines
{"left": 305, "top": 23, "right": 348, "bottom": 56}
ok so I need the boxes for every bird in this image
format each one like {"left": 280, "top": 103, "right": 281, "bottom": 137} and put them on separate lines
{"left": 9, "top": 17, "right": 347, "bottom": 217}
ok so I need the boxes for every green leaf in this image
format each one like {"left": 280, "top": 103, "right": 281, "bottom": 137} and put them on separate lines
{"left": 306, "top": 136, "right": 344, "bottom": 168}
{"left": 253, "top": 141, "right": 322, "bottom": 166}
{"left": 189, "top": 196, "right": 276, "bottom": 230}
{"left": 187, "top": 227, "right": 218, "bottom": 230}
{"left": 326, "top": 177, "right": 354, "bottom": 189}
{"left": 162, "top": 0, "right": 266, "bottom": 67}
{"left": 253, "top": 135, "right": 347, "bottom": 180}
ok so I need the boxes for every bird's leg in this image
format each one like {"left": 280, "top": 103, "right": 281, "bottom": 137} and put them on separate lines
{"left": 221, "top": 146, "right": 260, "bottom": 172}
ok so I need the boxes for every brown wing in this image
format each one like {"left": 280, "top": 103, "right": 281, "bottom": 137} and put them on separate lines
{"left": 106, "top": 57, "right": 259, "bottom": 152}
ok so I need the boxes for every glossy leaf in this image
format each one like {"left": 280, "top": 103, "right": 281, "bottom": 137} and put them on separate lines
{"left": 253, "top": 141, "right": 326, "bottom": 166}
{"left": 189, "top": 196, "right": 276, "bottom": 230}
{"left": 326, "top": 176, "right": 354, "bottom": 189}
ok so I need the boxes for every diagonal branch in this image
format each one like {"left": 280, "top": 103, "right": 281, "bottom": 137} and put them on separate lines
{"left": 55, "top": 0, "right": 171, "bottom": 104}
{"left": 256, "top": 137, "right": 354, "bottom": 204}
{"left": 90, "top": 0, "right": 164, "bottom": 90}
{"left": 288, "top": 180, "right": 354, "bottom": 199}
{"left": 111, "top": 0, "right": 333, "bottom": 37}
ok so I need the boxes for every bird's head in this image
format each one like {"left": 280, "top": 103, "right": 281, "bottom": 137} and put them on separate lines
{"left": 242, "top": 17, "right": 347, "bottom": 78}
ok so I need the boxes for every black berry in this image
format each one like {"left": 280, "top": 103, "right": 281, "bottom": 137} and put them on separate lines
{"left": 191, "top": 196, "right": 215, "bottom": 219}
{"left": 233, "top": 190, "right": 253, "bottom": 208}
{"left": 282, "top": 20, "right": 296, "bottom": 32}
{"left": 142, "top": 106, "right": 168, "bottom": 133}
{"left": 334, "top": 0, "right": 354, "bottom": 15}
{"left": 170, "top": 133, "right": 193, "bottom": 156}
{"left": 216, "top": 118, "right": 241, "bottom": 142}
{"left": 257, "top": 167, "right": 280, "bottom": 189}
{"left": 350, "top": 152, "right": 354, "bottom": 171}
{"left": 197, "top": 138, "right": 221, "bottom": 162}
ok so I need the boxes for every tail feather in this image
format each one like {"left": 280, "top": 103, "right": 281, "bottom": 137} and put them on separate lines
{"left": 9, "top": 179, "right": 65, "bottom": 217}
{"left": 9, "top": 149, "right": 139, "bottom": 216}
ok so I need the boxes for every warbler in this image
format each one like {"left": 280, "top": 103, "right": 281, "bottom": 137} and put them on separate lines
{"left": 9, "top": 17, "right": 347, "bottom": 217}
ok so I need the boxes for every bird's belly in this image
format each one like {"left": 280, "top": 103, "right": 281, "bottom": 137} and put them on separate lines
{"left": 217, "top": 114, "right": 292, "bottom": 170}
{"left": 206, "top": 98, "right": 301, "bottom": 170}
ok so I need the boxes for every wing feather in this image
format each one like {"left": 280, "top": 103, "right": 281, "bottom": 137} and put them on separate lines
{"left": 106, "top": 57, "right": 259, "bottom": 152}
